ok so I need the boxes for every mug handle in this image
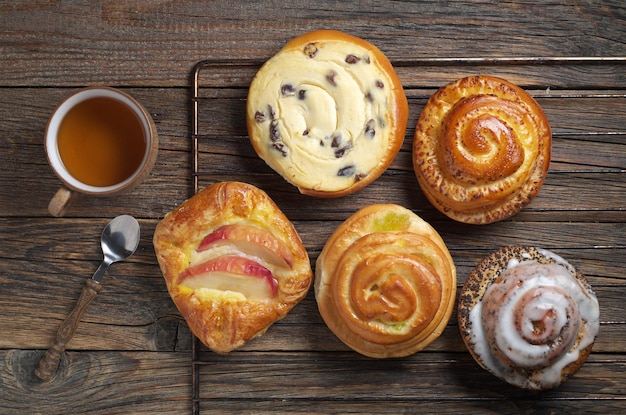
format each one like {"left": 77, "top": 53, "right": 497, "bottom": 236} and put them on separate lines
{"left": 48, "top": 186, "right": 79, "bottom": 217}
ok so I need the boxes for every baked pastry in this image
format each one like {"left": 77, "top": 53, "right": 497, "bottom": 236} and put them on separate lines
{"left": 247, "top": 29, "right": 408, "bottom": 197}
{"left": 153, "top": 181, "right": 313, "bottom": 353}
{"left": 315, "top": 204, "right": 456, "bottom": 358}
{"left": 458, "top": 246, "right": 600, "bottom": 390}
{"left": 413, "top": 75, "right": 551, "bottom": 224}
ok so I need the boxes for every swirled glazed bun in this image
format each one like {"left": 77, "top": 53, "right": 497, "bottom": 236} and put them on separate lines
{"left": 458, "top": 246, "right": 599, "bottom": 390}
{"left": 153, "top": 182, "right": 312, "bottom": 353}
{"left": 315, "top": 204, "right": 456, "bottom": 358}
{"left": 413, "top": 75, "right": 551, "bottom": 224}
{"left": 247, "top": 30, "right": 408, "bottom": 197}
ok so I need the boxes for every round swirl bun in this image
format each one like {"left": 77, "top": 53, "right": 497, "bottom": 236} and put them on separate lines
{"left": 413, "top": 75, "right": 551, "bottom": 224}
{"left": 315, "top": 204, "right": 456, "bottom": 358}
{"left": 247, "top": 30, "right": 408, "bottom": 197}
{"left": 458, "top": 246, "right": 599, "bottom": 390}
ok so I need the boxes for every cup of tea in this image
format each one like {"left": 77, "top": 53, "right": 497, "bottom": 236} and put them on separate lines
{"left": 45, "top": 87, "right": 158, "bottom": 217}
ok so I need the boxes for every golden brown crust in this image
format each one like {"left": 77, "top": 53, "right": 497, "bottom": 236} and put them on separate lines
{"left": 458, "top": 245, "right": 599, "bottom": 390}
{"left": 153, "top": 181, "right": 312, "bottom": 353}
{"left": 247, "top": 30, "right": 408, "bottom": 198}
{"left": 413, "top": 75, "right": 551, "bottom": 224}
{"left": 315, "top": 204, "right": 456, "bottom": 358}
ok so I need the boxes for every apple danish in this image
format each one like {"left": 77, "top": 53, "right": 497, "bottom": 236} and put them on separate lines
{"left": 458, "top": 246, "right": 600, "bottom": 390}
{"left": 153, "top": 181, "right": 312, "bottom": 353}
{"left": 247, "top": 29, "right": 408, "bottom": 197}
{"left": 413, "top": 75, "right": 551, "bottom": 224}
{"left": 315, "top": 204, "right": 456, "bottom": 358}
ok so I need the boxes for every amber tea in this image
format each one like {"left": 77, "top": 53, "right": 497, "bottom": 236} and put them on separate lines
{"left": 57, "top": 97, "right": 147, "bottom": 187}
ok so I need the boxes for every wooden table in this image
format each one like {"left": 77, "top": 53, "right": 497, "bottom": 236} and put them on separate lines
{"left": 1, "top": 1, "right": 624, "bottom": 414}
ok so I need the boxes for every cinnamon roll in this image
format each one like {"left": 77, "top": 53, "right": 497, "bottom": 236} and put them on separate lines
{"left": 315, "top": 204, "right": 456, "bottom": 358}
{"left": 153, "top": 182, "right": 313, "bottom": 353}
{"left": 247, "top": 30, "right": 408, "bottom": 197}
{"left": 458, "top": 246, "right": 600, "bottom": 390}
{"left": 413, "top": 75, "right": 551, "bottom": 224}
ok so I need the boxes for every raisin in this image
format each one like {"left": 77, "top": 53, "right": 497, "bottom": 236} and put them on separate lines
{"left": 270, "top": 120, "right": 280, "bottom": 141}
{"left": 303, "top": 128, "right": 310, "bottom": 136}
{"left": 326, "top": 71, "right": 337, "bottom": 86}
{"left": 376, "top": 80, "right": 384, "bottom": 89}
{"left": 281, "top": 83, "right": 296, "bottom": 96}
{"left": 355, "top": 172, "right": 366, "bottom": 181}
{"left": 272, "top": 142, "right": 288, "bottom": 157}
{"left": 268, "top": 104, "right": 276, "bottom": 120}
{"left": 331, "top": 133, "right": 342, "bottom": 148}
{"left": 335, "top": 140, "right": 352, "bottom": 158}
{"left": 337, "top": 165, "right": 356, "bottom": 176}
{"left": 365, "top": 119, "right": 376, "bottom": 138}
{"left": 298, "top": 89, "right": 306, "bottom": 100}
{"left": 345, "top": 54, "right": 361, "bottom": 64}
{"left": 255, "top": 111, "right": 266, "bottom": 123}
{"left": 365, "top": 91, "right": 374, "bottom": 102}
{"left": 304, "top": 42, "right": 318, "bottom": 58}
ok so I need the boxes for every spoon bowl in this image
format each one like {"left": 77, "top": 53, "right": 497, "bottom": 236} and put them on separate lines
{"left": 93, "top": 215, "right": 141, "bottom": 283}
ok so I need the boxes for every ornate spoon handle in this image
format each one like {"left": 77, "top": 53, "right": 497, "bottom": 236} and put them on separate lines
{"left": 35, "top": 278, "right": 102, "bottom": 381}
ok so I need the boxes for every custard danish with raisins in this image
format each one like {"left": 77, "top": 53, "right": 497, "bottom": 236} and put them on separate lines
{"left": 247, "top": 30, "right": 408, "bottom": 197}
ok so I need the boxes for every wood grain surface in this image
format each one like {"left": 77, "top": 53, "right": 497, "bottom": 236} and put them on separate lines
{"left": 1, "top": 1, "right": 624, "bottom": 414}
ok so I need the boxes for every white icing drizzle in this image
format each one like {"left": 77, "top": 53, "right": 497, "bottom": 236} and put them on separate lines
{"left": 468, "top": 257, "right": 599, "bottom": 389}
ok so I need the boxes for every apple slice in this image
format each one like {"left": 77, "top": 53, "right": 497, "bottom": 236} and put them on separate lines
{"left": 197, "top": 224, "right": 294, "bottom": 269}
{"left": 179, "top": 255, "right": 278, "bottom": 299}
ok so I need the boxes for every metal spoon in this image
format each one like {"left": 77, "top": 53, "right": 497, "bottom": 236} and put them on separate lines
{"left": 35, "top": 215, "right": 141, "bottom": 381}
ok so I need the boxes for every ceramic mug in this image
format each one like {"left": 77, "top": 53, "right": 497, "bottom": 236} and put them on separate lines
{"left": 45, "top": 87, "right": 158, "bottom": 217}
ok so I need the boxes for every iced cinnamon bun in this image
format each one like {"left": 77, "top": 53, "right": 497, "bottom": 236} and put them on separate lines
{"left": 315, "top": 204, "right": 456, "bottom": 358}
{"left": 458, "top": 246, "right": 599, "bottom": 390}
{"left": 413, "top": 75, "right": 551, "bottom": 224}
{"left": 247, "top": 30, "right": 408, "bottom": 198}
{"left": 153, "top": 181, "right": 313, "bottom": 353}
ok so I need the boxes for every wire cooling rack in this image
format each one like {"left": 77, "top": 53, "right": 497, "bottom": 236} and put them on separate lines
{"left": 191, "top": 58, "right": 265, "bottom": 415}
{"left": 189, "top": 56, "right": 625, "bottom": 414}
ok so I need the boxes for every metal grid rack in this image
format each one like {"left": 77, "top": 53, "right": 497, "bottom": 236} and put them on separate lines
{"left": 189, "top": 56, "right": 625, "bottom": 414}
{"left": 191, "top": 58, "right": 264, "bottom": 415}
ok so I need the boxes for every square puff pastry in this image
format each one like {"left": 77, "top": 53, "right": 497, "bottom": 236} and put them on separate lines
{"left": 153, "top": 181, "right": 312, "bottom": 353}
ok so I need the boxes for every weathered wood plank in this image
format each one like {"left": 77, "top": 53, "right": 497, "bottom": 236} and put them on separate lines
{"left": 196, "top": 399, "right": 626, "bottom": 415}
{"left": 193, "top": 352, "right": 626, "bottom": 400}
{"left": 3, "top": 284, "right": 622, "bottom": 353}
{"left": 1, "top": 1, "right": 624, "bottom": 87}
{"left": 2, "top": 223, "right": 624, "bottom": 355}
{"left": 195, "top": 93, "right": 626, "bottom": 137}
{"left": 1, "top": 219, "right": 625, "bottom": 271}
{"left": 193, "top": 170, "right": 626, "bottom": 223}
{"left": 1, "top": 83, "right": 623, "bottom": 219}
{"left": 3, "top": 348, "right": 624, "bottom": 414}
{"left": 195, "top": 60, "right": 626, "bottom": 89}
{"left": 2, "top": 151, "right": 624, "bottom": 220}
{"left": 0, "top": 349, "right": 190, "bottom": 415}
